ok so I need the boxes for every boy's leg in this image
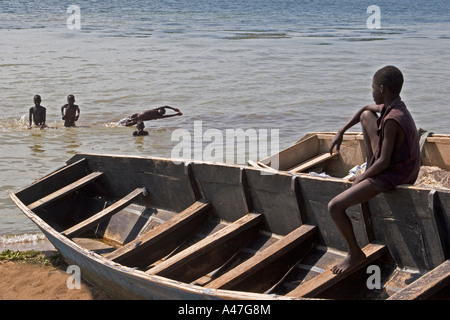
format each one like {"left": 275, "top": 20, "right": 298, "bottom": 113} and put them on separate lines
{"left": 360, "top": 110, "right": 379, "bottom": 165}
{"left": 328, "top": 180, "right": 381, "bottom": 274}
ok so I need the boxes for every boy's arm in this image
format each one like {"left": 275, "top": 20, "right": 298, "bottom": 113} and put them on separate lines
{"left": 161, "top": 113, "right": 182, "bottom": 118}
{"left": 162, "top": 106, "right": 182, "bottom": 113}
{"left": 28, "top": 107, "right": 33, "bottom": 128}
{"left": 329, "top": 104, "right": 381, "bottom": 153}
{"left": 162, "top": 106, "right": 182, "bottom": 117}
{"left": 351, "top": 119, "right": 399, "bottom": 185}
{"left": 61, "top": 105, "right": 66, "bottom": 119}
{"left": 75, "top": 106, "right": 80, "bottom": 120}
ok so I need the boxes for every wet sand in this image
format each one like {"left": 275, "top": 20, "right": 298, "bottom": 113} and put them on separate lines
{"left": 0, "top": 250, "right": 112, "bottom": 300}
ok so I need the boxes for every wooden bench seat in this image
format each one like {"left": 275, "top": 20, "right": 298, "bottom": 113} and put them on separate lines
{"left": 206, "top": 224, "right": 316, "bottom": 290}
{"left": 27, "top": 172, "right": 103, "bottom": 211}
{"left": 286, "top": 243, "right": 386, "bottom": 298}
{"left": 105, "top": 200, "right": 211, "bottom": 268}
{"left": 289, "top": 152, "right": 339, "bottom": 173}
{"left": 62, "top": 188, "right": 144, "bottom": 238}
{"left": 388, "top": 259, "right": 450, "bottom": 300}
{"left": 145, "top": 213, "right": 262, "bottom": 281}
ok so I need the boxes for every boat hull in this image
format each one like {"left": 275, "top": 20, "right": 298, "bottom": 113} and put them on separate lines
{"left": 9, "top": 190, "right": 284, "bottom": 300}
{"left": 8, "top": 133, "right": 450, "bottom": 299}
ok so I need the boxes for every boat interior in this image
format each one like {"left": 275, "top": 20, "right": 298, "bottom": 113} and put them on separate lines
{"left": 11, "top": 132, "right": 450, "bottom": 299}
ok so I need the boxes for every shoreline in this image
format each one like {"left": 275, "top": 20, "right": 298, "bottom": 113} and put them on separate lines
{"left": 0, "top": 247, "right": 113, "bottom": 300}
{"left": 0, "top": 237, "right": 56, "bottom": 253}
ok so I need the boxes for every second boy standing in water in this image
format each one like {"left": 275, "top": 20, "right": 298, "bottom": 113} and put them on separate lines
{"left": 61, "top": 94, "right": 80, "bottom": 127}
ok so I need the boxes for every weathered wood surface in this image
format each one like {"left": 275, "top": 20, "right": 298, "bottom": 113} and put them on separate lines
{"left": 146, "top": 213, "right": 262, "bottom": 281}
{"left": 206, "top": 224, "right": 316, "bottom": 290}
{"left": 388, "top": 260, "right": 450, "bottom": 300}
{"left": 369, "top": 188, "right": 446, "bottom": 271}
{"left": 105, "top": 200, "right": 211, "bottom": 268}
{"left": 67, "top": 154, "right": 196, "bottom": 213}
{"left": 289, "top": 152, "right": 338, "bottom": 173}
{"left": 286, "top": 243, "right": 387, "bottom": 298}
{"left": 17, "top": 158, "right": 89, "bottom": 206}
{"left": 27, "top": 172, "right": 103, "bottom": 211}
{"left": 62, "top": 188, "right": 143, "bottom": 238}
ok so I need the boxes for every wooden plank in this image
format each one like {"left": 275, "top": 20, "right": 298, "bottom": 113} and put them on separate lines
{"left": 286, "top": 243, "right": 387, "bottom": 298}
{"left": 17, "top": 158, "right": 89, "bottom": 206}
{"left": 146, "top": 213, "right": 262, "bottom": 277}
{"left": 105, "top": 200, "right": 211, "bottom": 267}
{"left": 259, "top": 134, "right": 319, "bottom": 171}
{"left": 288, "top": 152, "right": 339, "bottom": 173}
{"left": 206, "top": 224, "right": 316, "bottom": 290}
{"left": 62, "top": 188, "right": 144, "bottom": 238}
{"left": 27, "top": 172, "right": 103, "bottom": 211}
{"left": 388, "top": 260, "right": 450, "bottom": 300}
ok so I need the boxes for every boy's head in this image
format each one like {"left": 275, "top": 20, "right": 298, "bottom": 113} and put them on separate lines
{"left": 67, "top": 94, "right": 75, "bottom": 104}
{"left": 373, "top": 66, "right": 404, "bottom": 96}
{"left": 34, "top": 95, "right": 41, "bottom": 105}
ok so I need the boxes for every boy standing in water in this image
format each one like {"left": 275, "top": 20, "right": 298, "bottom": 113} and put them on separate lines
{"left": 61, "top": 94, "right": 80, "bottom": 127}
{"left": 328, "top": 66, "right": 420, "bottom": 274}
{"left": 119, "top": 106, "right": 182, "bottom": 136}
{"left": 28, "top": 95, "right": 46, "bottom": 129}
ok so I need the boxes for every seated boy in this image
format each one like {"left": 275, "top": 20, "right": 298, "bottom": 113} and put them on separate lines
{"left": 119, "top": 106, "right": 182, "bottom": 136}
{"left": 328, "top": 66, "right": 420, "bottom": 274}
{"left": 28, "top": 95, "right": 46, "bottom": 129}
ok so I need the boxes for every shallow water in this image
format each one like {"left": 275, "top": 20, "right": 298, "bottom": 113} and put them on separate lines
{"left": 0, "top": 0, "right": 449, "bottom": 244}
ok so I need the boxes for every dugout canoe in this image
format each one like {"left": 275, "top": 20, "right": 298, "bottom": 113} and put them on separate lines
{"left": 8, "top": 133, "right": 450, "bottom": 299}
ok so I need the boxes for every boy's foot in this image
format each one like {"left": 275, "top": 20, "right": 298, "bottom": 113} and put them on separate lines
{"left": 331, "top": 249, "right": 366, "bottom": 274}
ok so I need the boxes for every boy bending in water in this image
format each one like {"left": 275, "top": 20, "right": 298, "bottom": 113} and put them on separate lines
{"left": 28, "top": 95, "right": 46, "bottom": 129}
{"left": 61, "top": 94, "right": 80, "bottom": 127}
{"left": 119, "top": 106, "right": 182, "bottom": 136}
{"left": 328, "top": 66, "right": 420, "bottom": 274}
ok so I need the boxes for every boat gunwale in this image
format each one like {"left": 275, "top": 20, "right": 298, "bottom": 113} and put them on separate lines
{"left": 257, "top": 131, "right": 450, "bottom": 192}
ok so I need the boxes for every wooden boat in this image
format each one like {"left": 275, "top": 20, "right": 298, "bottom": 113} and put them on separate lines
{"left": 8, "top": 132, "right": 450, "bottom": 299}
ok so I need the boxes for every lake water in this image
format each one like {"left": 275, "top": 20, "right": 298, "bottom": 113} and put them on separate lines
{"left": 0, "top": 0, "right": 449, "bottom": 247}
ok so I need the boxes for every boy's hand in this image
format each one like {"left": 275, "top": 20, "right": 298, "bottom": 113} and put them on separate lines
{"left": 329, "top": 132, "right": 343, "bottom": 154}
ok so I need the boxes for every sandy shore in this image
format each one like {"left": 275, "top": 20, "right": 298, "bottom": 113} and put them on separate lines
{"left": 0, "top": 250, "right": 112, "bottom": 300}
